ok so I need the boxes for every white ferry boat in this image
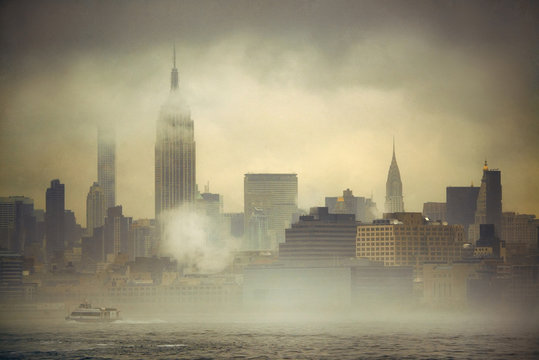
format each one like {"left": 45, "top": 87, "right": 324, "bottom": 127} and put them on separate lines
{"left": 65, "top": 302, "right": 121, "bottom": 322}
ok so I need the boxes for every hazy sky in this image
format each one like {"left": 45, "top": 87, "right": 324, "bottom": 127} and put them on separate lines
{"left": 1, "top": 0, "right": 538, "bottom": 225}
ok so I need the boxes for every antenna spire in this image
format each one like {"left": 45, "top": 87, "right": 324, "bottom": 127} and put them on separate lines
{"left": 173, "top": 42, "right": 176, "bottom": 68}
{"left": 170, "top": 44, "right": 179, "bottom": 91}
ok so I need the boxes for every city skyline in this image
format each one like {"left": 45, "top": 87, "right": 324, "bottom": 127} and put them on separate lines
{"left": 1, "top": 1, "right": 538, "bottom": 223}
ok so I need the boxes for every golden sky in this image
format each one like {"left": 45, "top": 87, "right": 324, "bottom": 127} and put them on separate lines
{"left": 1, "top": 1, "right": 537, "bottom": 225}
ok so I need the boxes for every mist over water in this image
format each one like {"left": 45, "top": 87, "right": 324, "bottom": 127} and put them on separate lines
{"left": 1, "top": 310, "right": 538, "bottom": 360}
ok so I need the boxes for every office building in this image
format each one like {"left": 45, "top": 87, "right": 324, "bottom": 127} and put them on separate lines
{"left": 104, "top": 206, "right": 132, "bottom": 258}
{"left": 86, "top": 182, "right": 106, "bottom": 236}
{"left": 98, "top": 124, "right": 116, "bottom": 211}
{"left": 356, "top": 213, "right": 465, "bottom": 276}
{"left": 244, "top": 173, "right": 298, "bottom": 250}
{"left": 223, "top": 213, "right": 244, "bottom": 239}
{"left": 501, "top": 212, "right": 538, "bottom": 247}
{"left": 0, "top": 251, "right": 25, "bottom": 301}
{"left": 384, "top": 141, "right": 404, "bottom": 213}
{"left": 45, "top": 179, "right": 65, "bottom": 261}
{"left": 197, "top": 190, "right": 223, "bottom": 246}
{"left": 279, "top": 207, "right": 358, "bottom": 260}
{"left": 64, "top": 210, "right": 81, "bottom": 250}
{"left": 326, "top": 189, "right": 378, "bottom": 223}
{"left": 423, "top": 261, "right": 481, "bottom": 308}
{"left": 243, "top": 258, "right": 413, "bottom": 308}
{"left": 422, "top": 202, "right": 446, "bottom": 222}
{"left": 474, "top": 224, "right": 505, "bottom": 260}
{"left": 469, "top": 161, "right": 502, "bottom": 241}
{"left": 155, "top": 47, "right": 196, "bottom": 221}
{"left": 0, "top": 196, "right": 36, "bottom": 253}
{"left": 130, "top": 219, "right": 156, "bottom": 260}
{"left": 446, "top": 186, "right": 479, "bottom": 235}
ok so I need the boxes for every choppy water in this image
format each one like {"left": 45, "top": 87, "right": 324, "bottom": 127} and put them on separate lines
{"left": 1, "top": 313, "right": 538, "bottom": 359}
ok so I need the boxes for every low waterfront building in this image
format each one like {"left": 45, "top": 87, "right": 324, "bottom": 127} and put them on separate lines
{"left": 243, "top": 258, "right": 414, "bottom": 309}
{"left": 423, "top": 261, "right": 481, "bottom": 308}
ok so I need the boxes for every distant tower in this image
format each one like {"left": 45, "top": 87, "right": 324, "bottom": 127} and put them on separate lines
{"left": 244, "top": 173, "right": 298, "bottom": 250}
{"left": 104, "top": 206, "right": 131, "bottom": 257}
{"left": 45, "top": 179, "right": 65, "bottom": 260}
{"left": 155, "top": 46, "right": 196, "bottom": 220}
{"left": 98, "top": 124, "right": 116, "bottom": 210}
{"left": 384, "top": 139, "right": 404, "bottom": 213}
{"left": 86, "top": 182, "right": 106, "bottom": 237}
{"left": 469, "top": 161, "right": 502, "bottom": 240}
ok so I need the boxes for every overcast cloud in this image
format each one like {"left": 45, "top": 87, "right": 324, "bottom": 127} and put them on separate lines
{"left": 1, "top": 0, "right": 537, "bottom": 224}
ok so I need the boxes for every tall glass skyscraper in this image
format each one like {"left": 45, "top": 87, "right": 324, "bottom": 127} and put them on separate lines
{"left": 97, "top": 124, "right": 116, "bottom": 211}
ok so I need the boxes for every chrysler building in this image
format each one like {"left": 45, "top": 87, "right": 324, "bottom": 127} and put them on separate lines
{"left": 384, "top": 139, "right": 404, "bottom": 213}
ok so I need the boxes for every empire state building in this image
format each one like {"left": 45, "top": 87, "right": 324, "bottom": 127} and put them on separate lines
{"left": 155, "top": 48, "right": 196, "bottom": 220}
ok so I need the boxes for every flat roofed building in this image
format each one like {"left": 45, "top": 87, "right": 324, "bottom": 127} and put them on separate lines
{"left": 325, "top": 188, "right": 378, "bottom": 223}
{"left": 423, "top": 261, "right": 481, "bottom": 308}
{"left": 422, "top": 202, "right": 446, "bottom": 222}
{"left": 244, "top": 173, "right": 298, "bottom": 250}
{"left": 356, "top": 213, "right": 465, "bottom": 276}
{"left": 279, "top": 207, "right": 357, "bottom": 260}
{"left": 446, "top": 186, "right": 479, "bottom": 234}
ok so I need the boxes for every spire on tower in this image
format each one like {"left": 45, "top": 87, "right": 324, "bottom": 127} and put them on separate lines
{"left": 173, "top": 42, "right": 176, "bottom": 68}
{"left": 392, "top": 136, "right": 396, "bottom": 160}
{"left": 170, "top": 44, "right": 179, "bottom": 91}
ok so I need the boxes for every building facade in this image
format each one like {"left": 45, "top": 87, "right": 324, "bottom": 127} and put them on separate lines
{"left": 244, "top": 173, "right": 298, "bottom": 250}
{"left": 469, "top": 161, "right": 502, "bottom": 241}
{"left": 384, "top": 141, "right": 404, "bottom": 213}
{"left": 446, "top": 185, "right": 479, "bottom": 236}
{"left": 0, "top": 196, "right": 36, "bottom": 254}
{"left": 422, "top": 202, "right": 447, "bottom": 223}
{"left": 45, "top": 179, "right": 65, "bottom": 261}
{"left": 104, "top": 206, "right": 132, "bottom": 257}
{"left": 130, "top": 219, "right": 156, "bottom": 260}
{"left": 155, "top": 48, "right": 196, "bottom": 221}
{"left": 356, "top": 213, "right": 465, "bottom": 277}
{"left": 325, "top": 188, "right": 378, "bottom": 223}
{"left": 279, "top": 207, "right": 358, "bottom": 260}
{"left": 86, "top": 182, "right": 106, "bottom": 237}
{"left": 97, "top": 124, "right": 116, "bottom": 211}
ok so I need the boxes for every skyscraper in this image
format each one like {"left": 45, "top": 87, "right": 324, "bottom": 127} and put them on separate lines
{"left": 446, "top": 185, "right": 479, "bottom": 235}
{"left": 45, "top": 179, "right": 65, "bottom": 260}
{"left": 86, "top": 182, "right": 106, "bottom": 237}
{"left": 0, "top": 196, "right": 36, "bottom": 253}
{"left": 384, "top": 140, "right": 404, "bottom": 213}
{"left": 104, "top": 206, "right": 131, "bottom": 258}
{"left": 244, "top": 173, "right": 298, "bottom": 250}
{"left": 325, "top": 188, "right": 378, "bottom": 223}
{"left": 155, "top": 47, "right": 196, "bottom": 221}
{"left": 469, "top": 161, "right": 502, "bottom": 240}
{"left": 97, "top": 124, "right": 116, "bottom": 211}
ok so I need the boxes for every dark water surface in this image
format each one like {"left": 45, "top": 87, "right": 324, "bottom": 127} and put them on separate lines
{"left": 1, "top": 313, "right": 538, "bottom": 359}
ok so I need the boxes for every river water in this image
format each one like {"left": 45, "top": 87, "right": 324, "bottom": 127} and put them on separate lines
{"left": 1, "top": 311, "right": 538, "bottom": 359}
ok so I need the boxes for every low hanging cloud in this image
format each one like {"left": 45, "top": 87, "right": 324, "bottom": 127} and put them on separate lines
{"left": 1, "top": 1, "right": 537, "bottom": 221}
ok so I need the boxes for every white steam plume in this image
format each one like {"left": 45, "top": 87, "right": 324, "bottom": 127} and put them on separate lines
{"left": 159, "top": 206, "right": 238, "bottom": 274}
